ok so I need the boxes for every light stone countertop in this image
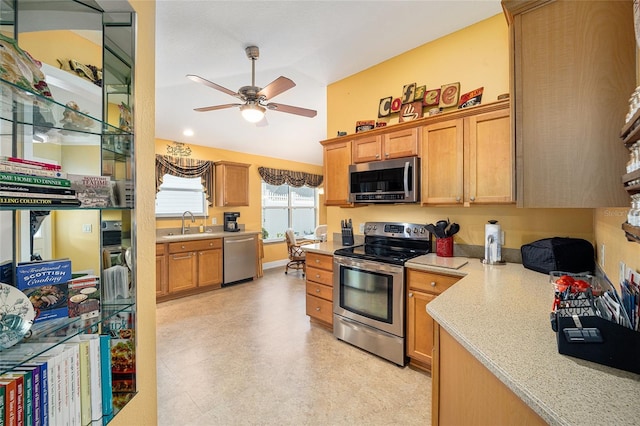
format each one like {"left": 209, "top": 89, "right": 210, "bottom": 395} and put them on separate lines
{"left": 409, "top": 254, "right": 640, "bottom": 426}
{"left": 156, "top": 229, "right": 260, "bottom": 243}
{"left": 301, "top": 240, "right": 355, "bottom": 255}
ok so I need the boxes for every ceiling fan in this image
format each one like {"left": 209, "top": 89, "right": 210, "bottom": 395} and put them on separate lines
{"left": 187, "top": 45, "right": 317, "bottom": 123}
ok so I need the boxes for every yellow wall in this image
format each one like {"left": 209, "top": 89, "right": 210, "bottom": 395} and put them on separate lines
{"left": 325, "top": 14, "right": 595, "bottom": 249}
{"left": 111, "top": 1, "right": 157, "bottom": 424}
{"left": 19, "top": 30, "right": 102, "bottom": 69}
{"left": 327, "top": 14, "right": 509, "bottom": 136}
{"left": 155, "top": 139, "right": 324, "bottom": 263}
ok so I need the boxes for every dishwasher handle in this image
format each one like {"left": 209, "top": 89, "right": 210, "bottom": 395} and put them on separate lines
{"left": 225, "top": 237, "right": 256, "bottom": 244}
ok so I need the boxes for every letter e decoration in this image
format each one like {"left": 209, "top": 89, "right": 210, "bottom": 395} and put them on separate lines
{"left": 423, "top": 88, "right": 441, "bottom": 107}
{"left": 439, "top": 83, "right": 460, "bottom": 108}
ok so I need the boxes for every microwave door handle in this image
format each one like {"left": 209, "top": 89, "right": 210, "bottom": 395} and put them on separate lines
{"left": 404, "top": 161, "right": 410, "bottom": 199}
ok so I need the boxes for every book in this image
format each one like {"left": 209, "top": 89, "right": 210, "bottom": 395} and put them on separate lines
{"left": 98, "top": 335, "right": 113, "bottom": 421}
{"left": 78, "top": 335, "right": 102, "bottom": 425}
{"left": 67, "top": 275, "right": 100, "bottom": 319}
{"left": 16, "top": 259, "right": 71, "bottom": 323}
{"left": 14, "top": 365, "right": 41, "bottom": 426}
{"left": 67, "top": 175, "right": 115, "bottom": 208}
{"left": 0, "top": 163, "right": 66, "bottom": 179}
{"left": 0, "top": 375, "right": 23, "bottom": 426}
{"left": 0, "top": 191, "right": 77, "bottom": 200}
{"left": 0, "top": 183, "right": 75, "bottom": 197}
{"left": 0, "top": 197, "right": 81, "bottom": 207}
{"left": 0, "top": 157, "right": 61, "bottom": 171}
{"left": 3, "top": 372, "right": 32, "bottom": 426}
{"left": 0, "top": 173, "right": 69, "bottom": 188}
{"left": 62, "top": 345, "right": 80, "bottom": 426}
{"left": 0, "top": 384, "right": 5, "bottom": 426}
{"left": 0, "top": 379, "right": 16, "bottom": 426}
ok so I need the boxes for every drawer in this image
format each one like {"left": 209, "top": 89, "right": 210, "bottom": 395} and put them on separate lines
{"left": 168, "top": 238, "right": 222, "bottom": 254}
{"left": 306, "top": 281, "right": 333, "bottom": 301}
{"left": 306, "top": 266, "right": 333, "bottom": 287}
{"left": 156, "top": 243, "right": 166, "bottom": 256}
{"left": 407, "top": 269, "right": 461, "bottom": 295}
{"left": 306, "top": 294, "right": 333, "bottom": 325}
{"left": 306, "top": 252, "right": 333, "bottom": 271}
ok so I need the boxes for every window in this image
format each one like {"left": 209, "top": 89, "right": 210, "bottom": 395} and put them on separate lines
{"left": 262, "top": 182, "right": 317, "bottom": 242}
{"left": 155, "top": 174, "right": 208, "bottom": 217}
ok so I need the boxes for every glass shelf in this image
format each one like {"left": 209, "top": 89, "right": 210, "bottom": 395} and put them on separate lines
{"left": 0, "top": 302, "right": 134, "bottom": 374}
{"left": 0, "top": 77, "right": 131, "bottom": 138}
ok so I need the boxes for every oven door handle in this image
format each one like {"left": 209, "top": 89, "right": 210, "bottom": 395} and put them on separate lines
{"left": 335, "top": 256, "right": 403, "bottom": 274}
{"left": 403, "top": 160, "right": 410, "bottom": 199}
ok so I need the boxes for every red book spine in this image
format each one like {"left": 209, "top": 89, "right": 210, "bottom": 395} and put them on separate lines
{"left": 1, "top": 157, "right": 61, "bottom": 171}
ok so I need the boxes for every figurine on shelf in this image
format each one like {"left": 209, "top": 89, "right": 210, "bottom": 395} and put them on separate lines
{"left": 57, "top": 58, "right": 102, "bottom": 87}
{"left": 0, "top": 33, "right": 52, "bottom": 98}
{"left": 118, "top": 102, "right": 132, "bottom": 132}
{"left": 60, "top": 101, "right": 94, "bottom": 131}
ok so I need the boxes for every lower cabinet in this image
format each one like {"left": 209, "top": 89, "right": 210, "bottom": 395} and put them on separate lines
{"left": 305, "top": 252, "right": 334, "bottom": 328}
{"left": 156, "top": 243, "right": 168, "bottom": 297}
{"left": 158, "top": 238, "right": 223, "bottom": 302}
{"left": 432, "top": 325, "right": 546, "bottom": 425}
{"left": 406, "top": 269, "right": 460, "bottom": 371}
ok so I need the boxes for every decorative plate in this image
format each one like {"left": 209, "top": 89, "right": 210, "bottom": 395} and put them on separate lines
{"left": 0, "top": 283, "right": 35, "bottom": 351}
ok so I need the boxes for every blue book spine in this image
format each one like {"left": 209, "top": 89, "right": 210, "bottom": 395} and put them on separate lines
{"left": 99, "top": 335, "right": 113, "bottom": 419}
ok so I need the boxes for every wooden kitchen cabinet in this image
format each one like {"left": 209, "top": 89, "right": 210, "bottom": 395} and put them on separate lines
{"left": 162, "top": 238, "right": 223, "bottom": 301}
{"left": 214, "top": 160, "right": 250, "bottom": 206}
{"left": 503, "top": 0, "right": 634, "bottom": 207}
{"left": 156, "top": 243, "right": 168, "bottom": 297}
{"left": 406, "top": 269, "right": 460, "bottom": 371}
{"left": 321, "top": 139, "right": 352, "bottom": 206}
{"left": 352, "top": 127, "right": 420, "bottom": 163}
{"left": 305, "top": 252, "right": 334, "bottom": 328}
{"left": 432, "top": 325, "right": 545, "bottom": 426}
{"left": 422, "top": 102, "right": 513, "bottom": 206}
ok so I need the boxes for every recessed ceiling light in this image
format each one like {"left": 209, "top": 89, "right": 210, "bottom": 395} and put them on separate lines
{"left": 183, "top": 129, "right": 194, "bottom": 137}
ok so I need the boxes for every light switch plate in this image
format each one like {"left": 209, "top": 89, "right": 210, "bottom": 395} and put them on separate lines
{"left": 82, "top": 224, "right": 92, "bottom": 233}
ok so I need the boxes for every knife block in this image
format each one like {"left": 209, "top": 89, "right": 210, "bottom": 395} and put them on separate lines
{"left": 341, "top": 228, "right": 354, "bottom": 246}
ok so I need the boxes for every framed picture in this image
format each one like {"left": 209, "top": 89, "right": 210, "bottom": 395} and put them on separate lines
{"left": 378, "top": 96, "right": 392, "bottom": 118}
{"left": 423, "top": 88, "right": 441, "bottom": 107}
{"left": 401, "top": 83, "right": 416, "bottom": 104}
{"left": 399, "top": 101, "right": 423, "bottom": 123}
{"left": 458, "top": 87, "right": 484, "bottom": 109}
{"left": 355, "top": 120, "right": 375, "bottom": 133}
{"left": 439, "top": 82, "right": 460, "bottom": 108}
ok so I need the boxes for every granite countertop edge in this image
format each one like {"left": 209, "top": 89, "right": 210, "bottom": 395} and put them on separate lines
{"left": 156, "top": 229, "right": 261, "bottom": 242}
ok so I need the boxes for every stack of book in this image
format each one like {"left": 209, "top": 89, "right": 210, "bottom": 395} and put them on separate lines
{"left": 0, "top": 157, "right": 81, "bottom": 207}
{"left": 0, "top": 335, "right": 114, "bottom": 426}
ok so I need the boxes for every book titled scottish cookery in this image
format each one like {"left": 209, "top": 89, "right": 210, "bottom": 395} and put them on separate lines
{"left": 16, "top": 258, "right": 72, "bottom": 322}
{"left": 67, "top": 174, "right": 116, "bottom": 208}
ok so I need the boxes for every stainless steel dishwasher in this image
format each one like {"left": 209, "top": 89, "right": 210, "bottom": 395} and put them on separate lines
{"left": 223, "top": 234, "right": 257, "bottom": 285}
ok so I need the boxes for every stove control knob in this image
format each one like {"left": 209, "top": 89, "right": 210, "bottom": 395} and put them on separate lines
{"left": 406, "top": 228, "right": 411, "bottom": 234}
{"left": 420, "top": 227, "right": 426, "bottom": 234}
{"left": 413, "top": 227, "right": 419, "bottom": 234}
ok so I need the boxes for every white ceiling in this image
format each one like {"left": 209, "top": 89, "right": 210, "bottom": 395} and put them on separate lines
{"left": 155, "top": 1, "right": 503, "bottom": 166}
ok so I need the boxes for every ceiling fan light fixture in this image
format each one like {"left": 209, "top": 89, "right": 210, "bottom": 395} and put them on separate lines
{"left": 240, "top": 103, "right": 266, "bottom": 123}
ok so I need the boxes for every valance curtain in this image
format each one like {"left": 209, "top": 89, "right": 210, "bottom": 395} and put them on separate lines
{"left": 155, "top": 154, "right": 215, "bottom": 205}
{"left": 257, "top": 167, "right": 323, "bottom": 188}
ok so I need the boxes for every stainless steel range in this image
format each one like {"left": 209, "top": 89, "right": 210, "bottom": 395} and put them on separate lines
{"left": 333, "top": 221, "right": 431, "bottom": 366}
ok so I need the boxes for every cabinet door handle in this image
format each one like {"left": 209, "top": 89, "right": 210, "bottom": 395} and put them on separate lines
{"left": 172, "top": 253, "right": 192, "bottom": 260}
{"left": 470, "top": 196, "right": 476, "bottom": 202}
{"left": 456, "top": 196, "right": 461, "bottom": 202}
{"left": 375, "top": 154, "right": 380, "bottom": 158}
{"left": 385, "top": 153, "right": 389, "bottom": 157}
{"left": 408, "top": 292, "right": 413, "bottom": 298}
{"left": 430, "top": 281, "right": 436, "bottom": 287}
{"left": 315, "top": 259, "right": 320, "bottom": 263}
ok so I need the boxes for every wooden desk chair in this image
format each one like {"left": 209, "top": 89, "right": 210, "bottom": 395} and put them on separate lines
{"left": 285, "top": 228, "right": 313, "bottom": 276}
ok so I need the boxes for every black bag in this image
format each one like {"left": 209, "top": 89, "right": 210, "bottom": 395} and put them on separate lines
{"left": 520, "top": 237, "right": 595, "bottom": 274}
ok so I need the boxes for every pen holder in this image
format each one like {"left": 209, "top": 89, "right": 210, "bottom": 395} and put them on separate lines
{"left": 341, "top": 228, "right": 354, "bottom": 246}
{"left": 436, "top": 237, "right": 453, "bottom": 257}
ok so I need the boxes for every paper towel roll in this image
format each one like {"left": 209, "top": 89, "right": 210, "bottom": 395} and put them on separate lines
{"left": 485, "top": 220, "right": 501, "bottom": 263}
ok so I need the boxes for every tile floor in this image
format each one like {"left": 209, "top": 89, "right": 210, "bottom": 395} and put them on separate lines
{"left": 156, "top": 267, "right": 431, "bottom": 425}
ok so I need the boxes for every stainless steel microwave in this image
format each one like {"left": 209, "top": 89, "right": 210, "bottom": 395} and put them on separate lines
{"left": 349, "top": 157, "right": 420, "bottom": 203}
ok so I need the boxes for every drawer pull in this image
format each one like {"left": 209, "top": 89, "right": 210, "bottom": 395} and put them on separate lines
{"left": 431, "top": 281, "right": 436, "bottom": 287}
{"left": 172, "top": 253, "right": 192, "bottom": 260}
{"left": 315, "top": 274, "right": 320, "bottom": 278}
{"left": 408, "top": 292, "right": 413, "bottom": 298}
{"left": 315, "top": 288, "right": 320, "bottom": 293}
{"left": 315, "top": 259, "right": 320, "bottom": 263}
{"left": 316, "top": 307, "right": 321, "bottom": 311}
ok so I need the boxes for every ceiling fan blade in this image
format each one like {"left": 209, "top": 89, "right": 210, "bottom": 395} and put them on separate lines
{"left": 194, "top": 103, "right": 241, "bottom": 112}
{"left": 186, "top": 74, "right": 241, "bottom": 99}
{"left": 257, "top": 76, "right": 295, "bottom": 100}
{"left": 266, "top": 102, "right": 317, "bottom": 118}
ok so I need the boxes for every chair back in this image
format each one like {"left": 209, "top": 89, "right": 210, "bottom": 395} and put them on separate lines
{"left": 285, "top": 228, "right": 297, "bottom": 247}
{"left": 314, "top": 224, "right": 328, "bottom": 242}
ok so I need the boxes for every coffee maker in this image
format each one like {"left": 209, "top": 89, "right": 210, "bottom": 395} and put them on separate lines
{"left": 224, "top": 212, "right": 240, "bottom": 232}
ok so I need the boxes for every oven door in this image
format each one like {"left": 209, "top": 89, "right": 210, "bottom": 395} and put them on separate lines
{"left": 333, "top": 255, "right": 405, "bottom": 337}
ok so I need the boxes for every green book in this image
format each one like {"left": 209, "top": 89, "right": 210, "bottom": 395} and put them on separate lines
{"left": 0, "top": 172, "right": 70, "bottom": 187}
{"left": 0, "top": 384, "right": 5, "bottom": 426}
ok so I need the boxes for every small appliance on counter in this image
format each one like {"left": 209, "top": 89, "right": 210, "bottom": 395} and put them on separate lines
{"left": 224, "top": 211, "right": 240, "bottom": 232}
{"left": 482, "top": 219, "right": 505, "bottom": 265}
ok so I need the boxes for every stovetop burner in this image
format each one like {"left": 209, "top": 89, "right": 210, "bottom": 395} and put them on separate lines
{"left": 334, "top": 221, "right": 431, "bottom": 265}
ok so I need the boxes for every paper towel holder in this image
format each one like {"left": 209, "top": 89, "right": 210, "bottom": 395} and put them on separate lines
{"left": 481, "top": 219, "right": 506, "bottom": 265}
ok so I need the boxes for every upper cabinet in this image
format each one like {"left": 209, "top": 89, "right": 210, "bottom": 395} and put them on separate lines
{"left": 422, "top": 101, "right": 513, "bottom": 206}
{"left": 322, "top": 139, "right": 352, "bottom": 206}
{"left": 214, "top": 161, "right": 250, "bottom": 206}
{"left": 503, "top": 0, "right": 635, "bottom": 207}
{"left": 352, "top": 128, "right": 420, "bottom": 163}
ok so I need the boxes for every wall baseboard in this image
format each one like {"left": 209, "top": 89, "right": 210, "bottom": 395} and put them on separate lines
{"left": 263, "top": 259, "right": 289, "bottom": 270}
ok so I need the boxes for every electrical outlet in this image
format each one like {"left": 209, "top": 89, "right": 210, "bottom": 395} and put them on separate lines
{"left": 359, "top": 223, "right": 365, "bottom": 233}
{"left": 212, "top": 217, "right": 217, "bottom": 225}
{"left": 600, "top": 243, "right": 605, "bottom": 268}
{"left": 82, "top": 224, "right": 92, "bottom": 233}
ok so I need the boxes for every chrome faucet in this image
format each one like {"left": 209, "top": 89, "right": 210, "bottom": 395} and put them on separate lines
{"left": 181, "top": 210, "right": 195, "bottom": 234}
